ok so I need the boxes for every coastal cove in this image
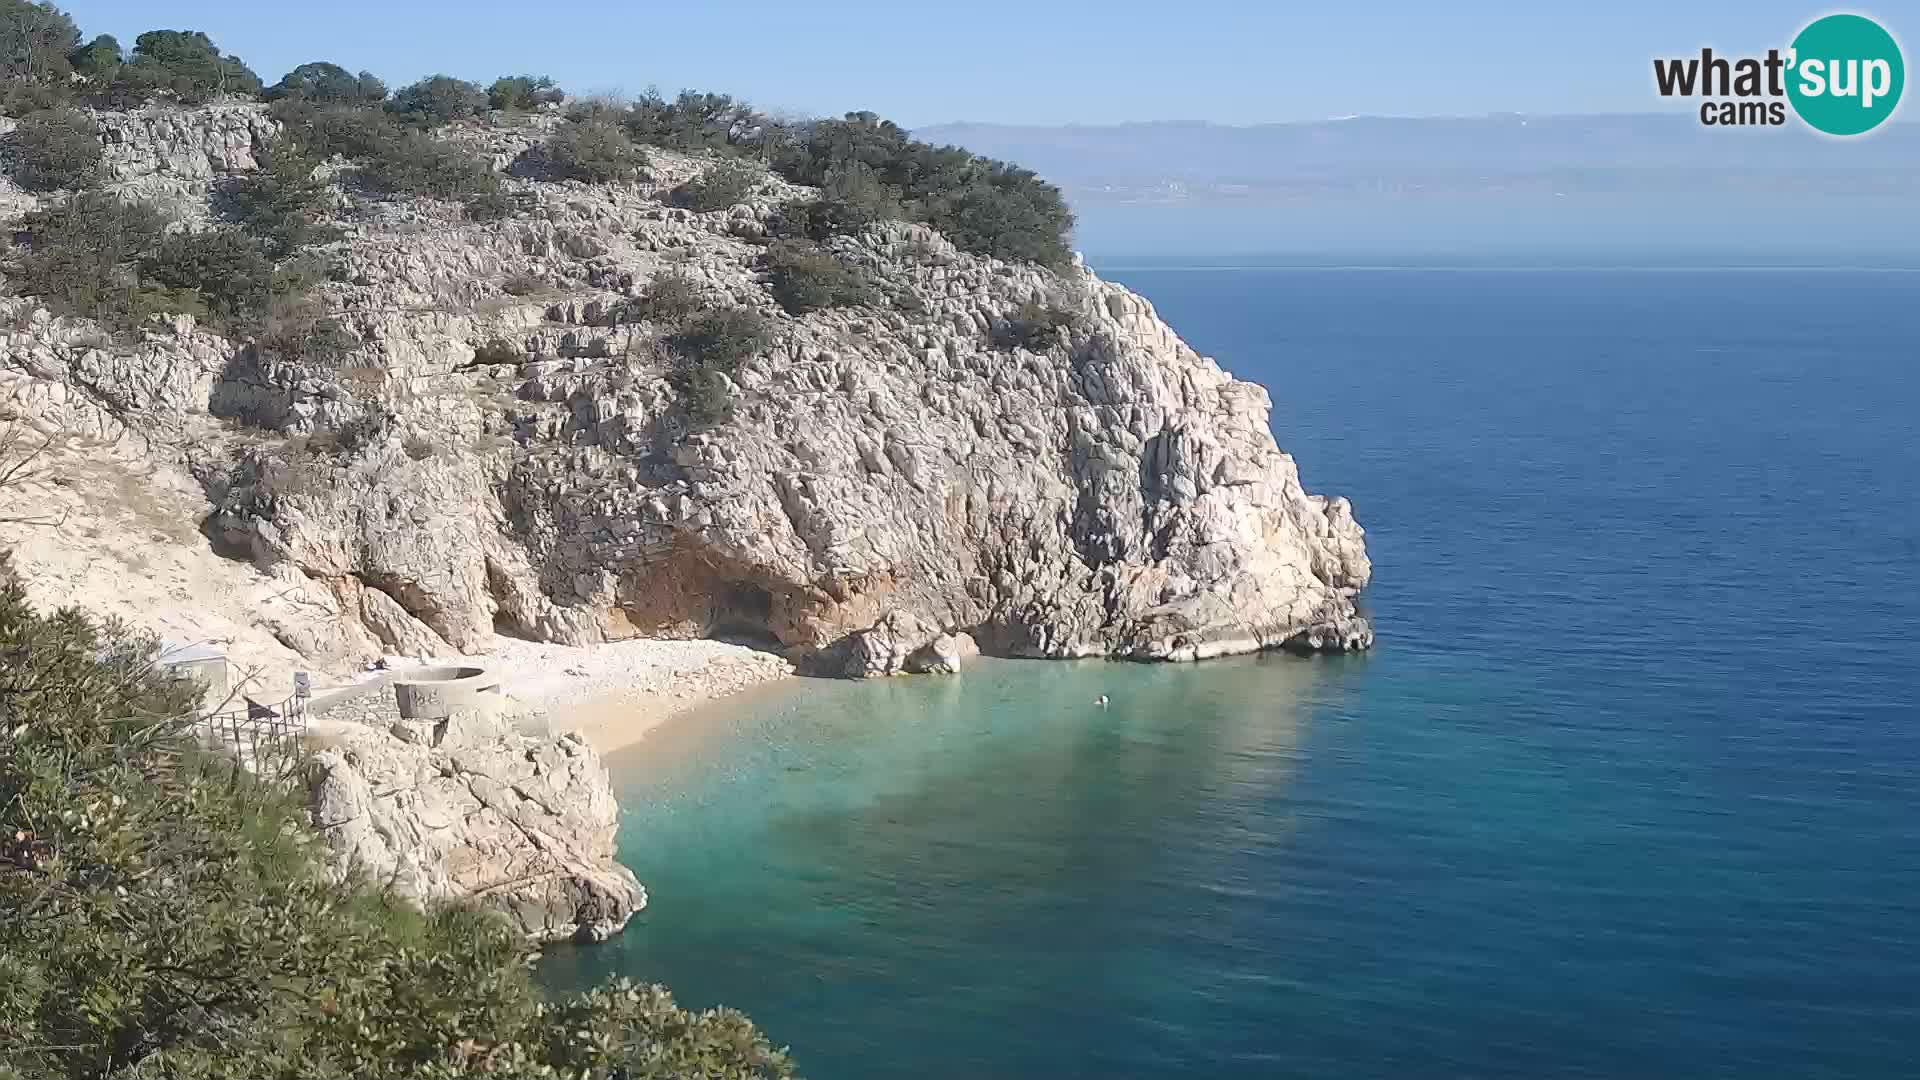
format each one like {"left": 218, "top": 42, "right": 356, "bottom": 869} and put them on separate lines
{"left": 540, "top": 265, "right": 1920, "bottom": 1078}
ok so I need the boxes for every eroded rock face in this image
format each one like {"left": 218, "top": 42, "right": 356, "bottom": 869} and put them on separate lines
{"left": 3, "top": 104, "right": 1373, "bottom": 680}
{"left": 306, "top": 717, "right": 645, "bottom": 944}
{"left": 97, "top": 103, "right": 277, "bottom": 184}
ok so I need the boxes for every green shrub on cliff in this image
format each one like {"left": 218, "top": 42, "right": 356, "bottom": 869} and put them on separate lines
{"left": 668, "top": 307, "right": 774, "bottom": 427}
{"left": 6, "top": 105, "right": 102, "bottom": 191}
{"left": 4, "top": 192, "right": 188, "bottom": 326}
{"left": 628, "top": 271, "right": 706, "bottom": 327}
{"left": 122, "top": 29, "right": 263, "bottom": 104}
{"left": 488, "top": 73, "right": 562, "bottom": 112}
{"left": 619, "top": 89, "right": 761, "bottom": 153}
{"left": 361, "top": 129, "right": 499, "bottom": 200}
{"left": 776, "top": 163, "right": 905, "bottom": 242}
{"left": 225, "top": 137, "right": 339, "bottom": 255}
{"left": 7, "top": 191, "right": 332, "bottom": 335}
{"left": 268, "top": 97, "right": 397, "bottom": 160}
{"left": 675, "top": 158, "right": 764, "bottom": 212}
{"left": 388, "top": 74, "right": 487, "bottom": 129}
{"left": 763, "top": 240, "right": 877, "bottom": 314}
{"left": 770, "top": 111, "right": 1074, "bottom": 268}
{"left": 994, "top": 298, "right": 1085, "bottom": 351}
{"left": 0, "top": 587, "right": 799, "bottom": 1079}
{"left": 544, "top": 117, "right": 647, "bottom": 184}
{"left": 265, "top": 60, "right": 388, "bottom": 106}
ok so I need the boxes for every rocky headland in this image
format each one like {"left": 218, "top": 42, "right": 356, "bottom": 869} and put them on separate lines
{"left": 0, "top": 101, "right": 1370, "bottom": 940}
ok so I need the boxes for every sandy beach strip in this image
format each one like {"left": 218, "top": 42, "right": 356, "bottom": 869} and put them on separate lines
{"left": 467, "top": 634, "right": 795, "bottom": 754}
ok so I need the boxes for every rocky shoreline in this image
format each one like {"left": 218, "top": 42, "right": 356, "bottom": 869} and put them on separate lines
{"left": 1, "top": 101, "right": 1371, "bottom": 943}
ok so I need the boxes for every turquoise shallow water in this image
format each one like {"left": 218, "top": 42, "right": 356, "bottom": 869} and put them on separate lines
{"left": 541, "top": 266, "right": 1920, "bottom": 1078}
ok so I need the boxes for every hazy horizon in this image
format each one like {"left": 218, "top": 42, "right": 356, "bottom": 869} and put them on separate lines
{"left": 62, "top": 1, "right": 1880, "bottom": 126}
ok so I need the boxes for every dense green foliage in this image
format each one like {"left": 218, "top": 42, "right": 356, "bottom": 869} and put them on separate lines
{"left": 0, "top": 589, "right": 799, "bottom": 1079}
{"left": 4, "top": 191, "right": 327, "bottom": 334}
{"left": 762, "top": 240, "right": 877, "bottom": 315}
{"left": 543, "top": 117, "right": 646, "bottom": 184}
{"left": 65, "top": 31, "right": 117, "bottom": 77}
{"left": 618, "top": 90, "right": 761, "bottom": 153}
{"left": 265, "top": 61, "right": 387, "bottom": 106}
{"left": 141, "top": 227, "right": 278, "bottom": 322}
{"left": 667, "top": 307, "right": 774, "bottom": 427}
{"left": 776, "top": 163, "right": 902, "bottom": 242}
{"left": 388, "top": 75, "right": 486, "bottom": 129}
{"left": 768, "top": 112, "right": 1074, "bottom": 267}
{"left": 224, "top": 138, "right": 338, "bottom": 255}
{"left": 487, "top": 74, "right": 561, "bottom": 112}
{"left": 361, "top": 130, "right": 499, "bottom": 200}
{"left": 675, "top": 159, "right": 763, "bottom": 212}
{"left": 266, "top": 98, "right": 395, "bottom": 160}
{"left": 0, "top": 0, "right": 79, "bottom": 85}
{"left": 4, "top": 193, "right": 190, "bottom": 325}
{"left": 114, "top": 29, "right": 263, "bottom": 104}
{"left": 267, "top": 98, "right": 500, "bottom": 214}
{"left": 7, "top": 106, "right": 101, "bottom": 191}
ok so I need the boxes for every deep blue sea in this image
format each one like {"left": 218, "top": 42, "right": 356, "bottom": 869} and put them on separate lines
{"left": 542, "top": 263, "right": 1920, "bottom": 1079}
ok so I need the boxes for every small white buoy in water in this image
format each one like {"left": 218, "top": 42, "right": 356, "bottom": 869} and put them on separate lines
{"left": 1096, "top": 694, "right": 1110, "bottom": 707}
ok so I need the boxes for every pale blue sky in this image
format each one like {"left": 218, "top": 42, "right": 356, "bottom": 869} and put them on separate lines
{"left": 59, "top": 1, "right": 1897, "bottom": 126}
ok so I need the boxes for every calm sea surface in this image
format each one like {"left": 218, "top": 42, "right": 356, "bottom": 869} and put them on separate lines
{"left": 541, "top": 264, "right": 1920, "bottom": 1079}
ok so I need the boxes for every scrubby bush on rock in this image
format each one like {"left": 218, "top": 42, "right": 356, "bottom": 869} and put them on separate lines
{"left": 994, "top": 298, "right": 1085, "bottom": 351}
{"left": 667, "top": 307, "right": 774, "bottom": 427}
{"left": 471, "top": 338, "right": 523, "bottom": 365}
{"left": 268, "top": 97, "right": 396, "bottom": 160}
{"left": 5, "top": 187, "right": 341, "bottom": 338}
{"left": 256, "top": 290, "right": 357, "bottom": 364}
{"left": 771, "top": 111, "right": 1074, "bottom": 268}
{"left": 619, "top": 89, "right": 761, "bottom": 153}
{"left": 0, "top": 590, "right": 798, "bottom": 1079}
{"left": 0, "top": 78, "right": 71, "bottom": 117}
{"left": 544, "top": 116, "right": 646, "bottom": 184}
{"left": 6, "top": 106, "right": 101, "bottom": 191}
{"left": 119, "top": 29, "right": 263, "bottom": 104}
{"left": 676, "top": 158, "right": 763, "bottom": 212}
{"left": 265, "top": 60, "right": 387, "bottom": 106}
{"left": 361, "top": 129, "right": 499, "bottom": 200}
{"left": 488, "top": 73, "right": 561, "bottom": 112}
{"left": 141, "top": 226, "right": 279, "bottom": 324}
{"left": 464, "top": 187, "right": 514, "bottom": 221}
{"left": 763, "top": 240, "right": 877, "bottom": 315}
{"left": 3, "top": 192, "right": 187, "bottom": 326}
{"left": 628, "top": 271, "right": 707, "bottom": 326}
{"left": 502, "top": 271, "right": 545, "bottom": 297}
{"left": 388, "top": 74, "right": 487, "bottom": 129}
{"left": 777, "top": 163, "right": 904, "bottom": 241}
{"left": 225, "top": 137, "right": 338, "bottom": 255}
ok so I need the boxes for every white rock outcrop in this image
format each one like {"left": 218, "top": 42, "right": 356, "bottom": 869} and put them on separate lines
{"left": 305, "top": 704, "right": 644, "bottom": 943}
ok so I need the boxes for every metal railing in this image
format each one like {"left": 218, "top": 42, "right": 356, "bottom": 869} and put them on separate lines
{"left": 193, "top": 682, "right": 311, "bottom": 776}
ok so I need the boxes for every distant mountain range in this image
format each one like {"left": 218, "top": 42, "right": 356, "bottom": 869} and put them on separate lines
{"left": 913, "top": 114, "right": 1920, "bottom": 204}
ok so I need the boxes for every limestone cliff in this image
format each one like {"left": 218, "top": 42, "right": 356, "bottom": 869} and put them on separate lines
{"left": 6, "top": 104, "right": 1374, "bottom": 675}
{"left": 1, "top": 101, "right": 1371, "bottom": 938}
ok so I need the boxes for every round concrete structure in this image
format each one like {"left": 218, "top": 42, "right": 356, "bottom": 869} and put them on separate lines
{"left": 391, "top": 665, "right": 501, "bottom": 721}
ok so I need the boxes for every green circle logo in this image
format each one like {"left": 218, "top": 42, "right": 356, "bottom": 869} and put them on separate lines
{"left": 1787, "top": 14, "right": 1905, "bottom": 135}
